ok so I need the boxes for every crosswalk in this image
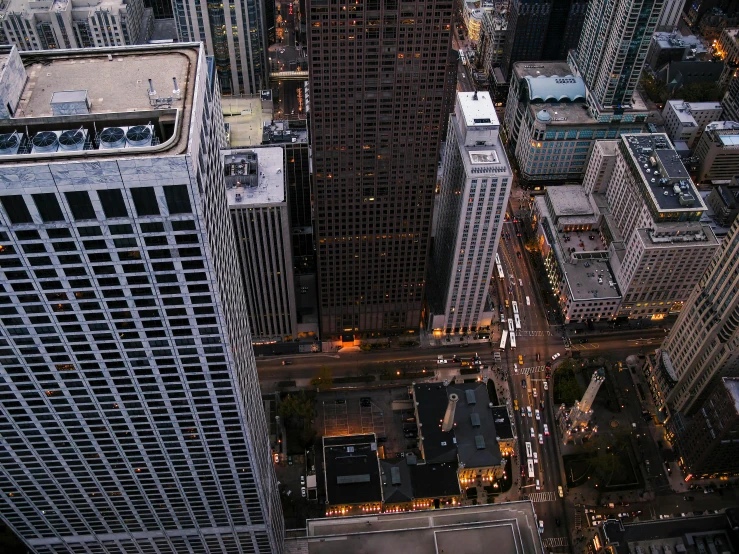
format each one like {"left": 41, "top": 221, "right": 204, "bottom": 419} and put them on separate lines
{"left": 574, "top": 507, "right": 583, "bottom": 531}
{"left": 517, "top": 330, "right": 552, "bottom": 337}
{"left": 543, "top": 537, "right": 569, "bottom": 548}
{"left": 527, "top": 491, "right": 557, "bottom": 502}
{"left": 519, "top": 365, "right": 546, "bottom": 375}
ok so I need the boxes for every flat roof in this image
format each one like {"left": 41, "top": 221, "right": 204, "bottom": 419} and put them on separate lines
{"left": 546, "top": 185, "right": 593, "bottom": 217}
{"left": 621, "top": 134, "right": 705, "bottom": 213}
{"left": 457, "top": 91, "right": 499, "bottom": 128}
{"left": 408, "top": 462, "right": 460, "bottom": 499}
{"left": 512, "top": 61, "right": 573, "bottom": 80}
{"left": 413, "top": 384, "right": 457, "bottom": 463}
{"left": 305, "top": 502, "right": 545, "bottom": 554}
{"left": 223, "top": 147, "right": 285, "bottom": 206}
{"left": 380, "top": 459, "right": 413, "bottom": 504}
{"left": 490, "top": 406, "right": 513, "bottom": 440}
{"left": 17, "top": 50, "right": 191, "bottom": 117}
{"left": 323, "top": 435, "right": 383, "bottom": 506}
{"left": 527, "top": 102, "right": 596, "bottom": 125}
{"left": 666, "top": 100, "right": 697, "bottom": 125}
{"left": 447, "top": 383, "right": 502, "bottom": 468}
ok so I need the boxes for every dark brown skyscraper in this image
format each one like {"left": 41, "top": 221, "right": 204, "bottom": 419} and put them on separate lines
{"left": 308, "top": 0, "right": 455, "bottom": 337}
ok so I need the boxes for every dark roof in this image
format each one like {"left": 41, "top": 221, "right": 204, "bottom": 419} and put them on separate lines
{"left": 380, "top": 459, "right": 413, "bottom": 504}
{"left": 490, "top": 406, "right": 514, "bottom": 440}
{"left": 447, "top": 383, "right": 502, "bottom": 469}
{"left": 323, "top": 434, "right": 382, "bottom": 505}
{"left": 409, "top": 462, "right": 460, "bottom": 499}
{"left": 414, "top": 384, "right": 457, "bottom": 463}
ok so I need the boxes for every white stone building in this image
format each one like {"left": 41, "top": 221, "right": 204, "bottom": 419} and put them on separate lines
{"left": 0, "top": 44, "right": 283, "bottom": 554}
{"left": 427, "top": 91, "right": 512, "bottom": 336}
{"left": 662, "top": 100, "right": 723, "bottom": 150}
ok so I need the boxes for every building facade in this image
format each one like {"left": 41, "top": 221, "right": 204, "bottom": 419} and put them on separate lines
{"left": 226, "top": 148, "right": 298, "bottom": 344}
{"left": 662, "top": 100, "right": 723, "bottom": 150}
{"left": 652, "top": 216, "right": 739, "bottom": 415}
{"left": 695, "top": 120, "right": 739, "bottom": 183}
{"left": 658, "top": 0, "right": 684, "bottom": 30}
{"left": 0, "top": 44, "right": 283, "bottom": 554}
{"left": 307, "top": 0, "right": 456, "bottom": 336}
{"left": 722, "top": 73, "right": 739, "bottom": 123}
{"left": 478, "top": 9, "right": 508, "bottom": 78}
{"left": 571, "top": 0, "right": 664, "bottom": 115}
{"left": 427, "top": 91, "right": 512, "bottom": 336}
{"left": 173, "top": 0, "right": 267, "bottom": 95}
{"left": 0, "top": 0, "right": 151, "bottom": 50}
{"left": 670, "top": 378, "right": 739, "bottom": 479}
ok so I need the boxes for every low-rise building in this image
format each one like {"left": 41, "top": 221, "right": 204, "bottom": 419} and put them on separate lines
{"left": 662, "top": 100, "right": 723, "bottom": 149}
{"left": 322, "top": 434, "right": 384, "bottom": 514}
{"left": 695, "top": 120, "right": 739, "bottom": 183}
{"left": 0, "top": 0, "right": 151, "bottom": 50}
{"left": 503, "top": 61, "right": 647, "bottom": 185}
{"left": 669, "top": 378, "right": 739, "bottom": 479}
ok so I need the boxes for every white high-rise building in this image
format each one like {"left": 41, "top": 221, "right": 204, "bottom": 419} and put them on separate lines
{"left": 0, "top": 0, "right": 152, "bottom": 50}
{"left": 657, "top": 0, "right": 683, "bottom": 30}
{"left": 226, "top": 147, "right": 298, "bottom": 344}
{"left": 0, "top": 44, "right": 283, "bottom": 554}
{"left": 172, "top": 0, "right": 267, "bottom": 95}
{"left": 427, "top": 91, "right": 512, "bottom": 336}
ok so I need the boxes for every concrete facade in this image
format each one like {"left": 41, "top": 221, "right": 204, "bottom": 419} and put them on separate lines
{"left": 695, "top": 120, "right": 739, "bottom": 183}
{"left": 662, "top": 100, "right": 723, "bottom": 149}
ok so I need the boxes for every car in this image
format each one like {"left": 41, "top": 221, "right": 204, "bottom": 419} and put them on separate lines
{"left": 544, "top": 424, "right": 549, "bottom": 436}
{"left": 500, "top": 313, "right": 506, "bottom": 323}
{"left": 527, "top": 406, "right": 532, "bottom": 418}
{"left": 683, "top": 496, "right": 694, "bottom": 501}
{"left": 519, "top": 279, "right": 523, "bottom": 287}
{"left": 300, "top": 475, "right": 305, "bottom": 486}
{"left": 521, "top": 408, "right": 526, "bottom": 417}
{"left": 535, "top": 409, "right": 540, "bottom": 420}
{"left": 557, "top": 488, "right": 563, "bottom": 499}
{"left": 301, "top": 487, "right": 306, "bottom": 498}
{"left": 704, "top": 488, "right": 714, "bottom": 494}
{"left": 543, "top": 381, "right": 548, "bottom": 391}
{"left": 540, "top": 401, "right": 545, "bottom": 410}
{"left": 281, "top": 360, "right": 292, "bottom": 365}
{"left": 513, "top": 399, "right": 519, "bottom": 410}
{"left": 517, "top": 251, "right": 522, "bottom": 258}
{"left": 518, "top": 354, "right": 524, "bottom": 365}
{"left": 536, "top": 353, "right": 540, "bottom": 362}
{"left": 437, "top": 356, "right": 448, "bottom": 364}
{"left": 514, "top": 364, "right": 519, "bottom": 374}
{"left": 288, "top": 455, "right": 293, "bottom": 465}
{"left": 536, "top": 480, "right": 541, "bottom": 491}
{"left": 533, "top": 389, "right": 537, "bottom": 398}
{"left": 522, "top": 378, "right": 527, "bottom": 388}
{"left": 530, "top": 427, "right": 535, "bottom": 438}
{"left": 552, "top": 353, "right": 561, "bottom": 360}
{"left": 538, "top": 433, "right": 544, "bottom": 444}
{"left": 545, "top": 361, "right": 552, "bottom": 369}
{"left": 533, "top": 452, "right": 538, "bottom": 464}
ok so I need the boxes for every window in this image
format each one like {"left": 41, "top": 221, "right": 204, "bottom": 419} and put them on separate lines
{"left": 172, "top": 220, "right": 196, "bottom": 231}
{"left": 140, "top": 222, "right": 164, "bottom": 233}
{"left": 47, "top": 228, "right": 71, "bottom": 239}
{"left": 1, "top": 195, "right": 33, "bottom": 224}
{"left": 97, "top": 189, "right": 128, "bottom": 218}
{"left": 32, "top": 194, "right": 65, "bottom": 222}
{"left": 130, "top": 187, "right": 160, "bottom": 216}
{"left": 164, "top": 185, "right": 192, "bottom": 214}
{"left": 65, "top": 192, "right": 96, "bottom": 220}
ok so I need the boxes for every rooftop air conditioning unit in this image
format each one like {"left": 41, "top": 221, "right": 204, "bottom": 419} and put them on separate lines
{"left": 31, "top": 131, "right": 60, "bottom": 154}
{"left": 98, "top": 127, "right": 128, "bottom": 149}
{"left": 126, "top": 125, "right": 154, "bottom": 148}
{"left": 58, "top": 128, "right": 87, "bottom": 152}
{"left": 0, "top": 131, "right": 23, "bottom": 156}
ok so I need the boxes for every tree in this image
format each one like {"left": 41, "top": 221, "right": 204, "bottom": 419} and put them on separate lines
{"left": 678, "top": 82, "right": 722, "bottom": 102}
{"left": 310, "top": 366, "right": 333, "bottom": 391}
{"left": 524, "top": 238, "right": 540, "bottom": 253}
{"left": 278, "top": 391, "right": 314, "bottom": 427}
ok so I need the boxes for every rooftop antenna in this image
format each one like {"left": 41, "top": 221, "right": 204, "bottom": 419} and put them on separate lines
{"left": 172, "top": 77, "right": 181, "bottom": 97}
{"left": 473, "top": 90, "right": 478, "bottom": 100}
{"left": 148, "top": 79, "right": 157, "bottom": 97}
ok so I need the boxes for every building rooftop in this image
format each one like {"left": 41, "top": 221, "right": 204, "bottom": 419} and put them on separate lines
{"left": 458, "top": 91, "right": 499, "bottom": 128}
{"left": 489, "top": 406, "right": 513, "bottom": 440}
{"left": 666, "top": 100, "right": 698, "bottom": 126}
{"left": 0, "top": 44, "right": 201, "bottom": 162}
{"left": 413, "top": 384, "right": 458, "bottom": 464}
{"left": 408, "top": 462, "right": 460, "bottom": 499}
{"left": 446, "top": 383, "right": 502, "bottom": 469}
{"left": 223, "top": 147, "right": 285, "bottom": 206}
{"left": 704, "top": 120, "right": 739, "bottom": 147}
{"left": 322, "top": 435, "right": 383, "bottom": 506}
{"left": 723, "top": 378, "right": 739, "bottom": 415}
{"left": 528, "top": 102, "right": 595, "bottom": 125}
{"left": 621, "top": 134, "right": 706, "bottom": 213}
{"left": 524, "top": 74, "right": 586, "bottom": 103}
{"left": 304, "top": 502, "right": 545, "bottom": 554}
{"left": 1, "top": 0, "right": 130, "bottom": 15}
{"left": 379, "top": 459, "right": 413, "bottom": 505}
{"left": 512, "top": 61, "right": 573, "bottom": 80}
{"left": 547, "top": 185, "right": 593, "bottom": 217}
{"left": 653, "top": 31, "right": 707, "bottom": 54}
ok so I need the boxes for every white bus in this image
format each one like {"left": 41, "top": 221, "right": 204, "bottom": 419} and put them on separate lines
{"left": 527, "top": 459, "right": 535, "bottom": 479}
{"left": 512, "top": 301, "right": 519, "bottom": 315}
{"left": 514, "top": 313, "right": 522, "bottom": 330}
{"left": 508, "top": 318, "right": 515, "bottom": 334}
{"left": 499, "top": 330, "right": 508, "bottom": 351}
{"left": 526, "top": 296, "right": 530, "bottom": 306}
{"left": 495, "top": 253, "right": 504, "bottom": 280}
{"left": 525, "top": 442, "right": 532, "bottom": 458}
{"left": 510, "top": 331, "right": 517, "bottom": 349}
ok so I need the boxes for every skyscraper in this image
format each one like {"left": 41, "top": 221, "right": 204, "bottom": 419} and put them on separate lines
{"left": 173, "top": 0, "right": 267, "bottom": 95}
{"left": 307, "top": 0, "right": 455, "bottom": 337}
{"left": 427, "top": 91, "right": 512, "bottom": 336}
{"left": 652, "top": 216, "right": 739, "bottom": 416}
{"left": 0, "top": 44, "right": 282, "bottom": 554}
{"left": 572, "top": 0, "right": 664, "bottom": 113}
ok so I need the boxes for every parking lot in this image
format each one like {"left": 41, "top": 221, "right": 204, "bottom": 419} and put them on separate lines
{"left": 314, "top": 386, "right": 417, "bottom": 457}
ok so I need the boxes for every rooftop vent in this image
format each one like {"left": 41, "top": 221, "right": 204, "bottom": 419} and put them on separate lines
{"left": 0, "top": 132, "right": 22, "bottom": 156}
{"left": 390, "top": 466, "right": 401, "bottom": 486}
{"left": 470, "top": 413, "right": 481, "bottom": 427}
{"left": 31, "top": 131, "right": 59, "bottom": 154}
{"left": 58, "top": 128, "right": 86, "bottom": 152}
{"left": 126, "top": 125, "right": 153, "bottom": 148}
{"left": 99, "top": 127, "right": 127, "bottom": 149}
{"left": 475, "top": 435, "right": 486, "bottom": 450}
{"left": 465, "top": 389, "right": 477, "bottom": 405}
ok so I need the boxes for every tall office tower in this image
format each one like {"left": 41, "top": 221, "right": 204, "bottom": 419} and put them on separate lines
{"left": 571, "top": 0, "right": 664, "bottom": 115}
{"left": 226, "top": 147, "right": 298, "bottom": 344}
{"left": 173, "top": 0, "right": 267, "bottom": 95}
{"left": 501, "top": 0, "right": 589, "bottom": 78}
{"left": 307, "top": 0, "right": 455, "bottom": 337}
{"left": 0, "top": 44, "right": 283, "bottom": 554}
{"left": 144, "top": 0, "right": 174, "bottom": 19}
{"left": 652, "top": 216, "right": 739, "bottom": 416}
{"left": 0, "top": 0, "right": 151, "bottom": 50}
{"left": 427, "top": 92, "right": 512, "bottom": 336}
